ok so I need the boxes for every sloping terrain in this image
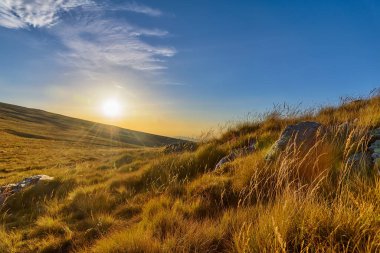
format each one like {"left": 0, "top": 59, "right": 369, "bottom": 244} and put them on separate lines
{"left": 0, "top": 102, "right": 180, "bottom": 148}
{"left": 0, "top": 102, "right": 181, "bottom": 184}
{"left": 0, "top": 96, "right": 380, "bottom": 252}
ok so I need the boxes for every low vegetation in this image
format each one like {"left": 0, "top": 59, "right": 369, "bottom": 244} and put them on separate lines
{"left": 1, "top": 94, "right": 380, "bottom": 252}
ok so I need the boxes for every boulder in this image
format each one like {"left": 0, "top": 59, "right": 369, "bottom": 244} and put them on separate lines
{"left": 0, "top": 175, "right": 54, "bottom": 204}
{"left": 371, "top": 128, "right": 380, "bottom": 138}
{"left": 163, "top": 142, "right": 197, "bottom": 154}
{"left": 346, "top": 152, "right": 373, "bottom": 171}
{"left": 368, "top": 140, "right": 380, "bottom": 151}
{"left": 343, "top": 128, "right": 380, "bottom": 173}
{"left": 215, "top": 140, "right": 256, "bottom": 169}
{"left": 266, "top": 121, "right": 324, "bottom": 160}
{"left": 369, "top": 128, "right": 380, "bottom": 166}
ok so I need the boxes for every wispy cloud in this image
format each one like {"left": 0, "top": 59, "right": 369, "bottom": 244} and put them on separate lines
{"left": 55, "top": 18, "right": 176, "bottom": 71}
{"left": 122, "top": 2, "right": 162, "bottom": 17}
{"left": 0, "top": 0, "right": 93, "bottom": 28}
{"left": 0, "top": 0, "right": 175, "bottom": 72}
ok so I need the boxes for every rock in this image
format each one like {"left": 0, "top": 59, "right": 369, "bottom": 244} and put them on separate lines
{"left": 369, "top": 128, "right": 380, "bottom": 167}
{"left": 266, "top": 121, "right": 324, "bottom": 160}
{"left": 215, "top": 140, "right": 256, "bottom": 169}
{"left": 368, "top": 140, "right": 380, "bottom": 151}
{"left": 340, "top": 127, "right": 380, "bottom": 173}
{"left": 163, "top": 142, "right": 197, "bottom": 154}
{"left": 346, "top": 152, "right": 373, "bottom": 171}
{"left": 370, "top": 128, "right": 380, "bottom": 138}
{"left": 336, "top": 120, "right": 359, "bottom": 140}
{"left": 215, "top": 153, "right": 238, "bottom": 169}
{"left": 0, "top": 175, "right": 54, "bottom": 204}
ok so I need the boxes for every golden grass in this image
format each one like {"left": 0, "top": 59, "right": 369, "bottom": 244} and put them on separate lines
{"left": 0, "top": 95, "right": 380, "bottom": 252}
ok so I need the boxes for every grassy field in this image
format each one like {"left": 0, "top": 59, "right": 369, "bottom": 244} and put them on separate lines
{"left": 1, "top": 95, "right": 380, "bottom": 252}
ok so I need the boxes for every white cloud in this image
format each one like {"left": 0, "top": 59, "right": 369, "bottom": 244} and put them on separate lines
{"left": 0, "top": 8, "right": 25, "bottom": 28}
{"left": 122, "top": 2, "right": 162, "bottom": 17}
{"left": 55, "top": 18, "right": 175, "bottom": 71}
{"left": 0, "top": 0, "right": 175, "bottom": 72}
{"left": 0, "top": 0, "right": 93, "bottom": 28}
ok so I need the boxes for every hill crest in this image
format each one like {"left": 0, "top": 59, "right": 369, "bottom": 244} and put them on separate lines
{"left": 0, "top": 102, "right": 181, "bottom": 147}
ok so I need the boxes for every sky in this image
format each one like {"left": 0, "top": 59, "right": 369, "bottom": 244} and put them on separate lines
{"left": 0, "top": 0, "right": 379, "bottom": 137}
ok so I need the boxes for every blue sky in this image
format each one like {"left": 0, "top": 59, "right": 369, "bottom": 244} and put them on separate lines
{"left": 0, "top": 0, "right": 379, "bottom": 136}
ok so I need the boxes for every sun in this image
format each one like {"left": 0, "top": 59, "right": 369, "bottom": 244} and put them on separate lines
{"left": 101, "top": 98, "right": 122, "bottom": 118}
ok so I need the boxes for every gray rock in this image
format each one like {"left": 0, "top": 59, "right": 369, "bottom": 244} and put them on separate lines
{"left": 370, "top": 128, "right": 380, "bottom": 138}
{"left": 368, "top": 140, "right": 380, "bottom": 158}
{"left": 215, "top": 153, "right": 239, "bottom": 169}
{"left": 368, "top": 140, "right": 380, "bottom": 151}
{"left": 163, "top": 142, "right": 197, "bottom": 154}
{"left": 215, "top": 140, "right": 256, "bottom": 169}
{"left": 346, "top": 152, "right": 373, "bottom": 171}
{"left": 368, "top": 128, "right": 380, "bottom": 167}
{"left": 0, "top": 175, "right": 54, "bottom": 204}
{"left": 266, "top": 121, "right": 324, "bottom": 160}
{"left": 344, "top": 125, "right": 379, "bottom": 172}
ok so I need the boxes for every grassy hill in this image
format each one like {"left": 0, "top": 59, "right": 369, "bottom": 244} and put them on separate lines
{"left": 0, "top": 102, "right": 181, "bottom": 148}
{"left": 0, "top": 102, "right": 182, "bottom": 186}
{"left": 0, "top": 95, "right": 380, "bottom": 252}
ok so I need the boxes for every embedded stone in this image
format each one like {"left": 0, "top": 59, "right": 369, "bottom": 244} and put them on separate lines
{"left": 215, "top": 140, "right": 256, "bottom": 169}
{"left": 0, "top": 175, "right": 54, "bottom": 204}
{"left": 346, "top": 152, "right": 373, "bottom": 171}
{"left": 266, "top": 121, "right": 324, "bottom": 160}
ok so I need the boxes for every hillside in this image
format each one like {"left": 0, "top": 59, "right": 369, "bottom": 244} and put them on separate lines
{"left": 0, "top": 102, "right": 182, "bottom": 183}
{"left": 0, "top": 102, "right": 180, "bottom": 148}
{"left": 0, "top": 95, "right": 380, "bottom": 252}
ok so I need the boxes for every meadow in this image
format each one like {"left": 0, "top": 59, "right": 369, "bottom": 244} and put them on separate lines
{"left": 1, "top": 94, "right": 380, "bottom": 253}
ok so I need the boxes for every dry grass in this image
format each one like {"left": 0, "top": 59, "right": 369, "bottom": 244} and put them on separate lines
{"left": 1, "top": 95, "right": 380, "bottom": 252}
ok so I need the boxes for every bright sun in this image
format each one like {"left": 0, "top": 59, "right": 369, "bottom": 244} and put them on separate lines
{"left": 102, "top": 99, "right": 122, "bottom": 118}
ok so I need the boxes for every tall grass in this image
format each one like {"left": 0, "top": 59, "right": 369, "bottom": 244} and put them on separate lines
{"left": 1, "top": 94, "right": 379, "bottom": 252}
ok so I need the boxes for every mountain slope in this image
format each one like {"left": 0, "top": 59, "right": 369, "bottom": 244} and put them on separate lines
{"left": 0, "top": 102, "right": 181, "bottom": 147}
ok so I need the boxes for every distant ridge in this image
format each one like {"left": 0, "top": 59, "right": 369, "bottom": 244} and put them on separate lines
{"left": 0, "top": 102, "right": 182, "bottom": 147}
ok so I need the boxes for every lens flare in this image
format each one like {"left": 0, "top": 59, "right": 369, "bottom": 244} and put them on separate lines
{"left": 102, "top": 99, "right": 122, "bottom": 118}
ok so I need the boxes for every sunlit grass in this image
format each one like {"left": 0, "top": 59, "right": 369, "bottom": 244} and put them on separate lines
{"left": 1, "top": 95, "right": 380, "bottom": 252}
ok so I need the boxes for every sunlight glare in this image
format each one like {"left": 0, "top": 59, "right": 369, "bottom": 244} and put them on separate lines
{"left": 102, "top": 98, "right": 122, "bottom": 118}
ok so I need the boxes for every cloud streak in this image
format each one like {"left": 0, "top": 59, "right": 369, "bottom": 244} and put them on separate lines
{"left": 0, "top": 0, "right": 175, "bottom": 72}
{"left": 55, "top": 18, "right": 176, "bottom": 71}
{"left": 0, "top": 0, "right": 93, "bottom": 28}
{"left": 122, "top": 2, "right": 162, "bottom": 17}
